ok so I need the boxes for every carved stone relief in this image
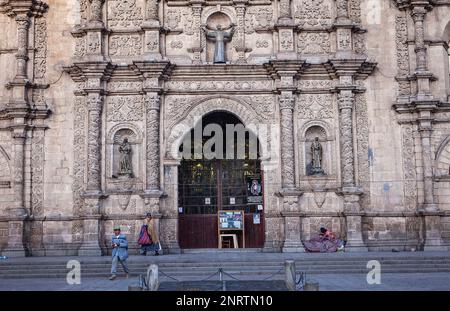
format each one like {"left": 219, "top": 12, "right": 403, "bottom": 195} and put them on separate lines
{"left": 297, "top": 32, "right": 330, "bottom": 54}
{"left": 355, "top": 93, "right": 371, "bottom": 208}
{"left": 298, "top": 94, "right": 333, "bottom": 119}
{"left": 31, "top": 130, "right": 45, "bottom": 216}
{"left": 109, "top": 35, "right": 142, "bottom": 56}
{"left": 33, "top": 17, "right": 47, "bottom": 81}
{"left": 402, "top": 124, "right": 418, "bottom": 210}
{"left": 73, "top": 96, "right": 87, "bottom": 214}
{"left": 107, "top": 0, "right": 143, "bottom": 28}
{"left": 107, "top": 96, "right": 144, "bottom": 122}
{"left": 395, "top": 13, "right": 411, "bottom": 97}
{"left": 294, "top": 0, "right": 333, "bottom": 28}
{"left": 244, "top": 6, "right": 273, "bottom": 34}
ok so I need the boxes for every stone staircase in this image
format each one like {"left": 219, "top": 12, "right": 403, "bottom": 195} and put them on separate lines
{"left": 1, "top": 252, "right": 450, "bottom": 279}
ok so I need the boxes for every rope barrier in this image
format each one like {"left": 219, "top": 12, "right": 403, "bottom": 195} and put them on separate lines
{"left": 158, "top": 269, "right": 182, "bottom": 282}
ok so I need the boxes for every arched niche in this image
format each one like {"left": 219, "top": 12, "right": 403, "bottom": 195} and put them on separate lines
{"left": 435, "top": 135, "right": 450, "bottom": 176}
{"left": 299, "top": 121, "right": 335, "bottom": 177}
{"left": 107, "top": 124, "right": 143, "bottom": 180}
{"left": 434, "top": 135, "right": 450, "bottom": 211}
{"left": 201, "top": 7, "right": 236, "bottom": 63}
{"left": 0, "top": 146, "right": 11, "bottom": 188}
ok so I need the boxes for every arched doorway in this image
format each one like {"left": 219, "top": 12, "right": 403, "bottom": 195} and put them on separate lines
{"left": 178, "top": 111, "right": 265, "bottom": 249}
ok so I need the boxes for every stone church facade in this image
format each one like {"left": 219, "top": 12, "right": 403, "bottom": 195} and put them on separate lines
{"left": 0, "top": 0, "right": 450, "bottom": 256}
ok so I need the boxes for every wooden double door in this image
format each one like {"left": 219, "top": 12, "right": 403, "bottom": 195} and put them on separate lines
{"left": 178, "top": 158, "right": 265, "bottom": 249}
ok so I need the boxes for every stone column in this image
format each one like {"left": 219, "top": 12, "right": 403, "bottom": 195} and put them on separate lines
{"left": 145, "top": 93, "right": 162, "bottom": 195}
{"left": 3, "top": 129, "right": 27, "bottom": 257}
{"left": 279, "top": 92, "right": 303, "bottom": 252}
{"left": 337, "top": 87, "right": 367, "bottom": 251}
{"left": 411, "top": 6, "right": 427, "bottom": 72}
{"left": 14, "top": 14, "right": 30, "bottom": 81}
{"left": 279, "top": 93, "right": 296, "bottom": 190}
{"left": 85, "top": 93, "right": 103, "bottom": 194}
{"left": 78, "top": 91, "right": 104, "bottom": 256}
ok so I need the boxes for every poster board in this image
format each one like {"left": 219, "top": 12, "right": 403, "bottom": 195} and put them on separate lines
{"left": 218, "top": 210, "right": 245, "bottom": 248}
{"left": 218, "top": 210, "right": 244, "bottom": 230}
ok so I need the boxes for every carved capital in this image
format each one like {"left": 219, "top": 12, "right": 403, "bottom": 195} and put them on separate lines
{"left": 279, "top": 94, "right": 295, "bottom": 110}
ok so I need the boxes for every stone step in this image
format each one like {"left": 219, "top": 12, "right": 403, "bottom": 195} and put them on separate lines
{"left": 2, "top": 264, "right": 450, "bottom": 276}
{"left": 2, "top": 267, "right": 450, "bottom": 279}
{"left": 1, "top": 257, "right": 448, "bottom": 266}
{"left": 1, "top": 261, "right": 450, "bottom": 272}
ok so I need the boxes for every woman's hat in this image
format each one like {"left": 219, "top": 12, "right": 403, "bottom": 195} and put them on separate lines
{"left": 113, "top": 225, "right": 121, "bottom": 230}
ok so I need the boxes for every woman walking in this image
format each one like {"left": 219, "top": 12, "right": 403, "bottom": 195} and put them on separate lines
{"left": 138, "top": 213, "right": 161, "bottom": 256}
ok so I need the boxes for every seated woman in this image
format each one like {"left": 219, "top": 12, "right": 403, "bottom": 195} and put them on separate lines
{"left": 303, "top": 227, "right": 345, "bottom": 253}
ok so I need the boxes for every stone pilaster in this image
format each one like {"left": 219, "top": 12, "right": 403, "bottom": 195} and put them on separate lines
{"left": 267, "top": 60, "right": 305, "bottom": 252}
{"left": 143, "top": 0, "right": 162, "bottom": 60}
{"left": 78, "top": 195, "right": 104, "bottom": 256}
{"left": 276, "top": 0, "right": 295, "bottom": 60}
{"left": 0, "top": 0, "right": 50, "bottom": 257}
{"left": 233, "top": 0, "right": 250, "bottom": 64}
{"left": 85, "top": 0, "right": 106, "bottom": 62}
{"left": 187, "top": 1, "right": 204, "bottom": 64}
{"left": 337, "top": 86, "right": 367, "bottom": 251}
{"left": 65, "top": 62, "right": 114, "bottom": 256}
{"left": 408, "top": 1, "right": 444, "bottom": 250}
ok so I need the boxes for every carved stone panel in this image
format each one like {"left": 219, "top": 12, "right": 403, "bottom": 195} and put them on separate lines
{"left": 107, "top": 96, "right": 144, "bottom": 122}
{"left": 297, "top": 32, "right": 331, "bottom": 55}
{"left": 294, "top": 0, "right": 333, "bottom": 28}
{"left": 298, "top": 94, "right": 334, "bottom": 119}
{"left": 109, "top": 35, "right": 142, "bottom": 57}
{"left": 107, "top": 0, "right": 144, "bottom": 28}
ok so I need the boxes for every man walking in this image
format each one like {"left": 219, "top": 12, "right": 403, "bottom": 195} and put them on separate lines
{"left": 109, "top": 225, "right": 130, "bottom": 280}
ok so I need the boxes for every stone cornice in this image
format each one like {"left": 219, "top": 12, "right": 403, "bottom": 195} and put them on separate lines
{"left": 326, "top": 57, "right": 377, "bottom": 79}
{"left": 393, "top": 0, "right": 436, "bottom": 10}
{"left": 64, "top": 61, "right": 116, "bottom": 83}
{"left": 0, "top": 0, "right": 48, "bottom": 17}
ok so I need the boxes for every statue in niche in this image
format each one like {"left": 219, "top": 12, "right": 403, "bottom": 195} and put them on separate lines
{"left": 310, "top": 137, "right": 325, "bottom": 176}
{"left": 201, "top": 23, "right": 236, "bottom": 63}
{"left": 118, "top": 138, "right": 133, "bottom": 178}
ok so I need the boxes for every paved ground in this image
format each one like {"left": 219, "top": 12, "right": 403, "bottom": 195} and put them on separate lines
{"left": 1, "top": 273, "right": 449, "bottom": 291}
{"left": 2, "top": 250, "right": 450, "bottom": 264}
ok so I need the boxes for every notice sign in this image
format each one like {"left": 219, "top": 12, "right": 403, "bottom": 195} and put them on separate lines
{"left": 218, "top": 210, "right": 244, "bottom": 230}
{"left": 247, "top": 177, "right": 262, "bottom": 204}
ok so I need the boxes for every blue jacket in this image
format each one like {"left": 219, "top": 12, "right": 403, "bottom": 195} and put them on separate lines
{"left": 111, "top": 234, "right": 128, "bottom": 260}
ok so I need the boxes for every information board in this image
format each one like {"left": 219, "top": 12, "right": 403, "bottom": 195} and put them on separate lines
{"left": 218, "top": 210, "right": 244, "bottom": 230}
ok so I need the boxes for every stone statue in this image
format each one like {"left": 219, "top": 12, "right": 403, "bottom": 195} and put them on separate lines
{"left": 310, "top": 137, "right": 325, "bottom": 175}
{"left": 201, "top": 23, "right": 236, "bottom": 63}
{"left": 119, "top": 138, "right": 133, "bottom": 177}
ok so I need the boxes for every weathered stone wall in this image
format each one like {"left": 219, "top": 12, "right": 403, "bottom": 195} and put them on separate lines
{"left": 0, "top": 0, "right": 449, "bottom": 255}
